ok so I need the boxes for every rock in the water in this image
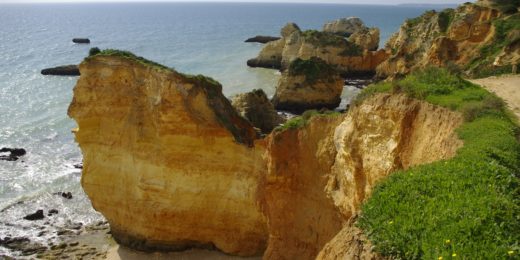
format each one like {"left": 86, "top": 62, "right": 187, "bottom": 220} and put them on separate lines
{"left": 23, "top": 210, "right": 44, "bottom": 221}
{"left": 0, "top": 147, "right": 26, "bottom": 161}
{"left": 323, "top": 17, "right": 365, "bottom": 36}
{"left": 272, "top": 57, "right": 344, "bottom": 113}
{"left": 245, "top": 35, "right": 281, "bottom": 44}
{"left": 54, "top": 192, "right": 73, "bottom": 199}
{"left": 41, "top": 65, "right": 80, "bottom": 76}
{"left": 48, "top": 209, "right": 59, "bottom": 216}
{"left": 247, "top": 21, "right": 388, "bottom": 76}
{"left": 72, "top": 38, "right": 90, "bottom": 44}
{"left": 73, "top": 163, "right": 83, "bottom": 169}
{"left": 231, "top": 89, "right": 284, "bottom": 134}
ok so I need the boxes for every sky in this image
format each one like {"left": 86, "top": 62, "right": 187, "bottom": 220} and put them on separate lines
{"left": 0, "top": 0, "right": 471, "bottom": 5}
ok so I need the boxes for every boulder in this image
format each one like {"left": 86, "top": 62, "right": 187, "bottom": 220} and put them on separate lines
{"left": 323, "top": 17, "right": 366, "bottom": 36}
{"left": 72, "top": 38, "right": 90, "bottom": 44}
{"left": 0, "top": 147, "right": 26, "bottom": 161}
{"left": 231, "top": 89, "right": 284, "bottom": 134}
{"left": 23, "top": 210, "right": 45, "bottom": 221}
{"left": 41, "top": 65, "right": 80, "bottom": 76}
{"left": 272, "top": 57, "right": 344, "bottom": 113}
{"left": 245, "top": 35, "right": 281, "bottom": 44}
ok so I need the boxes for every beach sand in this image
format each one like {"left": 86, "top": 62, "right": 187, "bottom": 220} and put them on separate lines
{"left": 470, "top": 74, "right": 520, "bottom": 121}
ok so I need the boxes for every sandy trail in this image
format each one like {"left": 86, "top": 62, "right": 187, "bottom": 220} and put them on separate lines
{"left": 469, "top": 75, "right": 520, "bottom": 122}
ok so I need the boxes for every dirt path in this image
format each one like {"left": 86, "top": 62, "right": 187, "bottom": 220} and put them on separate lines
{"left": 469, "top": 75, "right": 520, "bottom": 122}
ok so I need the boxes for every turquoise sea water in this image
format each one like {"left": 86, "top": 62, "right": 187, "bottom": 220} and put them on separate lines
{"left": 0, "top": 2, "right": 447, "bottom": 255}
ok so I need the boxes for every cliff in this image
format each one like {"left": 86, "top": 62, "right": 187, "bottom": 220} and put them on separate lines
{"left": 68, "top": 51, "right": 268, "bottom": 256}
{"left": 69, "top": 52, "right": 467, "bottom": 259}
{"left": 247, "top": 21, "right": 388, "bottom": 76}
{"left": 376, "top": 2, "right": 519, "bottom": 78}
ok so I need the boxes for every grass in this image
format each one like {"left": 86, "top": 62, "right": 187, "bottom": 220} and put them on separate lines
{"left": 288, "top": 57, "right": 338, "bottom": 84}
{"left": 274, "top": 110, "right": 341, "bottom": 131}
{"left": 438, "top": 8, "right": 455, "bottom": 33}
{"left": 357, "top": 67, "right": 520, "bottom": 259}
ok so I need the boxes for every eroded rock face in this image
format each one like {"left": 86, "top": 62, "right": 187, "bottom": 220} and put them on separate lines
{"left": 260, "top": 115, "right": 345, "bottom": 260}
{"left": 247, "top": 21, "right": 388, "bottom": 76}
{"left": 68, "top": 54, "right": 268, "bottom": 256}
{"left": 326, "top": 93, "right": 463, "bottom": 218}
{"left": 231, "top": 89, "right": 284, "bottom": 134}
{"left": 272, "top": 58, "right": 344, "bottom": 112}
{"left": 375, "top": 3, "right": 515, "bottom": 78}
{"left": 323, "top": 17, "right": 365, "bottom": 36}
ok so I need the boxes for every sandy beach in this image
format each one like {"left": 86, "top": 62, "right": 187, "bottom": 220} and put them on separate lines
{"left": 470, "top": 74, "right": 520, "bottom": 122}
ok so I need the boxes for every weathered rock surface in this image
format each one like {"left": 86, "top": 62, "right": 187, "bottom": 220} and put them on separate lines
{"left": 260, "top": 115, "right": 345, "bottom": 260}
{"left": 376, "top": 3, "right": 518, "bottom": 78}
{"left": 41, "top": 65, "right": 80, "bottom": 76}
{"left": 231, "top": 89, "right": 284, "bottom": 134}
{"left": 247, "top": 22, "right": 388, "bottom": 76}
{"left": 326, "top": 93, "right": 463, "bottom": 219}
{"left": 68, "top": 53, "right": 267, "bottom": 256}
{"left": 72, "top": 38, "right": 90, "bottom": 44}
{"left": 323, "top": 17, "right": 365, "bottom": 36}
{"left": 272, "top": 57, "right": 344, "bottom": 112}
{"left": 245, "top": 36, "right": 281, "bottom": 44}
{"left": 23, "top": 210, "right": 45, "bottom": 221}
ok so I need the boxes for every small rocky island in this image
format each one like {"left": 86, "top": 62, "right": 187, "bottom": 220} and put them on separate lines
{"left": 41, "top": 65, "right": 80, "bottom": 76}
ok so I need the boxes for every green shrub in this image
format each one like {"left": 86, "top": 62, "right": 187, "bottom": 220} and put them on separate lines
{"left": 88, "top": 47, "right": 101, "bottom": 56}
{"left": 438, "top": 9, "right": 455, "bottom": 33}
{"left": 301, "top": 30, "right": 347, "bottom": 47}
{"left": 357, "top": 67, "right": 520, "bottom": 259}
{"left": 274, "top": 109, "right": 341, "bottom": 131}
{"left": 288, "top": 57, "right": 337, "bottom": 84}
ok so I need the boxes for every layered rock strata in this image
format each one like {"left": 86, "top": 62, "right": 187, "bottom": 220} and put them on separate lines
{"left": 68, "top": 53, "right": 267, "bottom": 256}
{"left": 247, "top": 21, "right": 388, "bottom": 76}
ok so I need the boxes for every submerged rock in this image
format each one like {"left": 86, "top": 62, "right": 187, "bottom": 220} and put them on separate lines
{"left": 245, "top": 35, "right": 281, "bottom": 44}
{"left": 231, "top": 89, "right": 284, "bottom": 134}
{"left": 72, "top": 38, "right": 90, "bottom": 44}
{"left": 41, "top": 65, "right": 80, "bottom": 76}
{"left": 272, "top": 57, "right": 344, "bottom": 113}
{"left": 23, "top": 210, "right": 44, "bottom": 221}
{"left": 0, "top": 148, "right": 26, "bottom": 161}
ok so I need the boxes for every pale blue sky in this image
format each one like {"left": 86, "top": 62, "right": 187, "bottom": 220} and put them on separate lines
{"left": 0, "top": 0, "right": 471, "bottom": 5}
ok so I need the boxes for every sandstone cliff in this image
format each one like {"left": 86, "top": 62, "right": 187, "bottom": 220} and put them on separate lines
{"left": 69, "top": 51, "right": 465, "bottom": 260}
{"left": 68, "top": 51, "right": 268, "bottom": 256}
{"left": 247, "top": 21, "right": 388, "bottom": 76}
{"left": 231, "top": 89, "right": 284, "bottom": 134}
{"left": 376, "top": 2, "right": 519, "bottom": 78}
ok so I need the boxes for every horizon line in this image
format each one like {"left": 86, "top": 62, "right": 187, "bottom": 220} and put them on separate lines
{"left": 0, "top": 0, "right": 466, "bottom": 6}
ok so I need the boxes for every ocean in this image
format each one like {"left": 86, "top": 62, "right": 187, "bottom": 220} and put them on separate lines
{"left": 0, "top": 2, "right": 445, "bottom": 256}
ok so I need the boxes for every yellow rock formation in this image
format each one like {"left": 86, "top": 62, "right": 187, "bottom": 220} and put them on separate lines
{"left": 68, "top": 55, "right": 268, "bottom": 256}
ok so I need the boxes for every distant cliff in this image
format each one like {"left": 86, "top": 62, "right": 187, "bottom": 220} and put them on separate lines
{"left": 377, "top": 1, "right": 519, "bottom": 78}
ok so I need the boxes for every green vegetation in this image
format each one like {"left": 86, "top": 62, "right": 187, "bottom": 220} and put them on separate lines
{"left": 288, "top": 57, "right": 338, "bottom": 84}
{"left": 438, "top": 8, "right": 455, "bottom": 33}
{"left": 301, "top": 30, "right": 347, "bottom": 47}
{"left": 274, "top": 110, "right": 341, "bottom": 131}
{"left": 492, "top": 0, "right": 520, "bottom": 14}
{"left": 88, "top": 47, "right": 101, "bottom": 56}
{"left": 357, "top": 67, "right": 520, "bottom": 259}
{"left": 339, "top": 41, "right": 363, "bottom": 57}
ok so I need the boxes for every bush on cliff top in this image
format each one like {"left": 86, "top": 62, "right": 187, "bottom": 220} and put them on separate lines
{"left": 288, "top": 57, "right": 338, "bottom": 84}
{"left": 274, "top": 109, "right": 341, "bottom": 131}
{"left": 357, "top": 67, "right": 520, "bottom": 259}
